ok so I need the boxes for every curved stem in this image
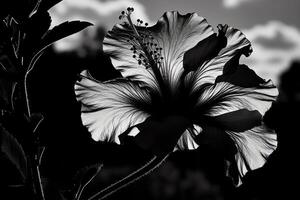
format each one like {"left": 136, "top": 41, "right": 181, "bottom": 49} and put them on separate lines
{"left": 87, "top": 154, "right": 169, "bottom": 200}
{"left": 23, "top": 52, "right": 46, "bottom": 200}
{"left": 24, "top": 51, "right": 45, "bottom": 118}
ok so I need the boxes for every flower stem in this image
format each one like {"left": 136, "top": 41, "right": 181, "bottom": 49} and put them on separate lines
{"left": 87, "top": 154, "right": 169, "bottom": 200}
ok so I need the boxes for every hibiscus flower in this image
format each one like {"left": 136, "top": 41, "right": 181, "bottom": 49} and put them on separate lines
{"left": 75, "top": 8, "right": 278, "bottom": 186}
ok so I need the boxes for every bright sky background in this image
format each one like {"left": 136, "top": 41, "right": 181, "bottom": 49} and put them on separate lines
{"left": 49, "top": 0, "right": 300, "bottom": 85}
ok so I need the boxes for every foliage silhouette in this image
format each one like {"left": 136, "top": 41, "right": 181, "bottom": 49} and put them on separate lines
{"left": 0, "top": 0, "right": 92, "bottom": 199}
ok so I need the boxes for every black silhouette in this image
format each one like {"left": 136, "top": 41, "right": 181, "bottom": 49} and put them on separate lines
{"left": 237, "top": 60, "right": 300, "bottom": 200}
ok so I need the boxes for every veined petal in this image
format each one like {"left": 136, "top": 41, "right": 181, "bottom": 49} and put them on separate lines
{"left": 103, "top": 11, "right": 214, "bottom": 92}
{"left": 194, "top": 81, "right": 278, "bottom": 185}
{"left": 196, "top": 81, "right": 278, "bottom": 117}
{"left": 189, "top": 26, "right": 252, "bottom": 90}
{"left": 75, "top": 70, "right": 151, "bottom": 144}
{"left": 148, "top": 11, "right": 214, "bottom": 90}
{"left": 227, "top": 125, "right": 277, "bottom": 185}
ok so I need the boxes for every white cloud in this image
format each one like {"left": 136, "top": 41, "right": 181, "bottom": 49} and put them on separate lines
{"left": 241, "top": 21, "right": 300, "bottom": 85}
{"left": 49, "top": 0, "right": 151, "bottom": 51}
{"left": 223, "top": 0, "right": 253, "bottom": 8}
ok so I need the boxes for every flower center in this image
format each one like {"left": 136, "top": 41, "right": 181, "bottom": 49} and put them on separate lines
{"left": 119, "top": 8, "right": 168, "bottom": 96}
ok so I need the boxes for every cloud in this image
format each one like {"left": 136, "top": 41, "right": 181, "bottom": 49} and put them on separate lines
{"left": 222, "top": 0, "right": 253, "bottom": 8}
{"left": 49, "top": 0, "right": 151, "bottom": 51}
{"left": 241, "top": 21, "right": 300, "bottom": 84}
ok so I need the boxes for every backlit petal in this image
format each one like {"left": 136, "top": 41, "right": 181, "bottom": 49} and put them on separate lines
{"left": 75, "top": 70, "right": 150, "bottom": 144}
{"left": 227, "top": 125, "right": 277, "bottom": 185}
{"left": 196, "top": 81, "right": 278, "bottom": 117}
{"left": 148, "top": 11, "right": 214, "bottom": 90}
{"left": 195, "top": 81, "right": 278, "bottom": 185}
{"left": 103, "top": 11, "right": 214, "bottom": 92}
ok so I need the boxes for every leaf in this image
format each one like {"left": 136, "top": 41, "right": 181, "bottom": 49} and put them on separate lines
{"left": 24, "top": 11, "right": 52, "bottom": 45}
{"left": 22, "top": 11, "right": 52, "bottom": 64}
{"left": 0, "top": 124, "right": 27, "bottom": 183}
{"left": 40, "top": 20, "right": 93, "bottom": 50}
{"left": 73, "top": 163, "right": 103, "bottom": 200}
{"left": 27, "top": 20, "right": 92, "bottom": 72}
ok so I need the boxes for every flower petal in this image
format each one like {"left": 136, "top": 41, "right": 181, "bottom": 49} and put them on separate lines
{"left": 148, "top": 11, "right": 214, "bottom": 90}
{"left": 194, "top": 81, "right": 278, "bottom": 185}
{"left": 103, "top": 11, "right": 214, "bottom": 91}
{"left": 189, "top": 26, "right": 252, "bottom": 90}
{"left": 227, "top": 125, "right": 277, "bottom": 185}
{"left": 75, "top": 70, "right": 150, "bottom": 144}
{"left": 196, "top": 81, "right": 278, "bottom": 117}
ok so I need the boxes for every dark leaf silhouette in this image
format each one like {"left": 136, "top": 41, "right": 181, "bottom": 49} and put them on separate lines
{"left": 23, "top": 11, "right": 52, "bottom": 59}
{"left": 0, "top": 124, "right": 27, "bottom": 183}
{"left": 40, "top": 21, "right": 93, "bottom": 51}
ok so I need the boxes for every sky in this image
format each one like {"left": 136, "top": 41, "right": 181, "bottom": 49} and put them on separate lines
{"left": 49, "top": 0, "right": 300, "bottom": 84}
